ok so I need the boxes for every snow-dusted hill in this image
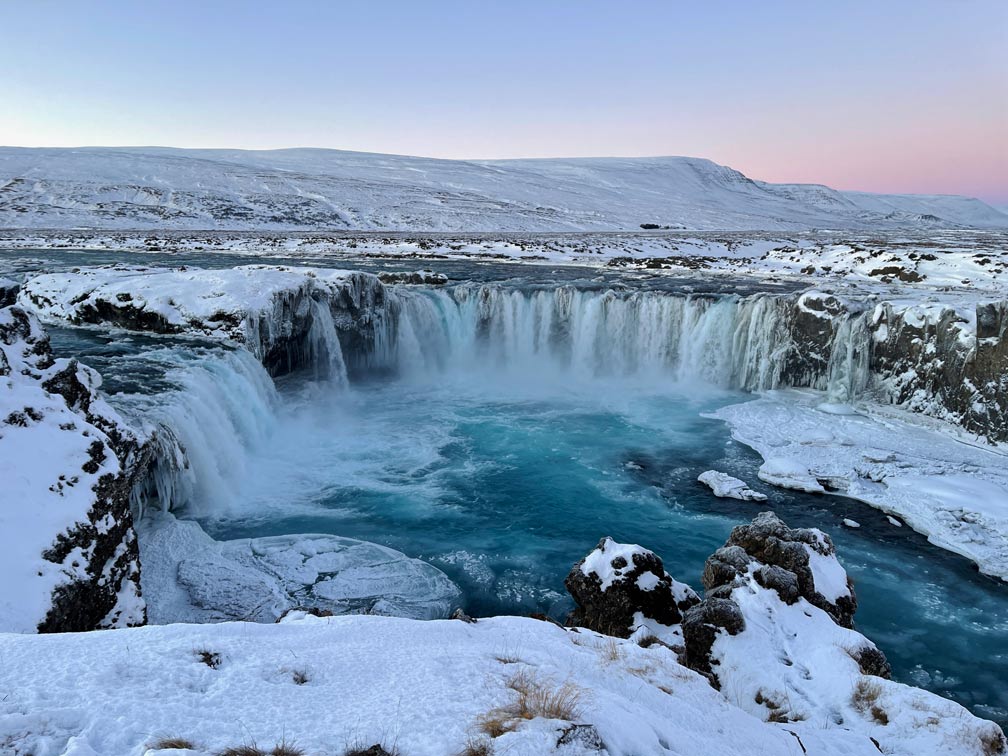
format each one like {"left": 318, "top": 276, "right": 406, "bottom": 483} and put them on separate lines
{"left": 1, "top": 146, "right": 1005, "bottom": 231}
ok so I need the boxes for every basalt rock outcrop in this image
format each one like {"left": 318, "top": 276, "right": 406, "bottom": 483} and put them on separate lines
{"left": 702, "top": 511, "right": 858, "bottom": 628}
{"left": 0, "top": 305, "right": 150, "bottom": 632}
{"left": 564, "top": 536, "right": 700, "bottom": 638}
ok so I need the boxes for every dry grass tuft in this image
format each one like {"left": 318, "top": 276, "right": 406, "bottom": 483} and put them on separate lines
{"left": 980, "top": 726, "right": 1007, "bottom": 756}
{"left": 598, "top": 638, "right": 623, "bottom": 664}
{"left": 195, "top": 649, "right": 221, "bottom": 669}
{"left": 476, "top": 668, "right": 584, "bottom": 738}
{"left": 150, "top": 737, "right": 197, "bottom": 751}
{"left": 851, "top": 678, "right": 883, "bottom": 714}
{"left": 290, "top": 667, "right": 310, "bottom": 685}
{"left": 217, "top": 743, "right": 304, "bottom": 756}
{"left": 457, "top": 735, "right": 495, "bottom": 755}
{"left": 219, "top": 747, "right": 266, "bottom": 756}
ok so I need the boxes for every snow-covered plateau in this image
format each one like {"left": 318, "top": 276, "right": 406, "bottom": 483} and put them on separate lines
{"left": 2, "top": 231, "right": 1007, "bottom": 754}
{"left": 2, "top": 147, "right": 1007, "bottom": 232}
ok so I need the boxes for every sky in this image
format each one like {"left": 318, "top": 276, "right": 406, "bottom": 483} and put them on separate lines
{"left": 1, "top": 1, "right": 1006, "bottom": 204}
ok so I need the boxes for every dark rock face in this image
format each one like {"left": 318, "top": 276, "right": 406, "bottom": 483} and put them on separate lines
{"left": 681, "top": 598, "right": 745, "bottom": 684}
{"left": 556, "top": 723, "right": 605, "bottom": 750}
{"left": 565, "top": 537, "right": 699, "bottom": 638}
{"left": 703, "top": 511, "right": 857, "bottom": 628}
{"left": 1, "top": 305, "right": 149, "bottom": 632}
{"left": 377, "top": 270, "right": 448, "bottom": 286}
{"left": 871, "top": 300, "right": 1008, "bottom": 443}
{"left": 0, "top": 278, "right": 18, "bottom": 307}
{"left": 849, "top": 644, "right": 893, "bottom": 679}
{"left": 776, "top": 291, "right": 1008, "bottom": 443}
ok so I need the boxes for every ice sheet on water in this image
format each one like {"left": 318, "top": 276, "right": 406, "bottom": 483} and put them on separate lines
{"left": 138, "top": 513, "right": 460, "bottom": 623}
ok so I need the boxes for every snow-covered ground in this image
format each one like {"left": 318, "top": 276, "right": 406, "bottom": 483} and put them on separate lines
{"left": 0, "top": 612, "right": 1000, "bottom": 756}
{"left": 711, "top": 389, "right": 1008, "bottom": 581}
{"left": 2, "top": 147, "right": 1007, "bottom": 232}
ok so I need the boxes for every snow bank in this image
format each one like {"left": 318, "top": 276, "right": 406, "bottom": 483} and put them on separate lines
{"left": 0, "top": 613, "right": 925, "bottom": 756}
{"left": 712, "top": 390, "right": 1008, "bottom": 581}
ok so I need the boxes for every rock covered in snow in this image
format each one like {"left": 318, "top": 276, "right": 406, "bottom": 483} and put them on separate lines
{"left": 0, "top": 306, "right": 149, "bottom": 632}
{"left": 18, "top": 264, "right": 393, "bottom": 378}
{"left": 697, "top": 470, "right": 767, "bottom": 501}
{"left": 703, "top": 511, "right": 857, "bottom": 628}
{"left": 707, "top": 568, "right": 1004, "bottom": 754}
{"left": 565, "top": 537, "right": 699, "bottom": 638}
{"left": 377, "top": 269, "right": 449, "bottom": 286}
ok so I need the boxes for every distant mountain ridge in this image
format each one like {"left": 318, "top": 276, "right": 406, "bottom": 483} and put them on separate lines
{"left": 1, "top": 146, "right": 1005, "bottom": 231}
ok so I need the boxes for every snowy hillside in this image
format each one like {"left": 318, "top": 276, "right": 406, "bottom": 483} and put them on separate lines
{"left": 1, "top": 146, "right": 1005, "bottom": 232}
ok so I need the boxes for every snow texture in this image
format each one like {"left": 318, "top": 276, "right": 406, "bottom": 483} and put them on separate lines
{"left": 710, "top": 571, "right": 1004, "bottom": 755}
{"left": 0, "top": 612, "right": 980, "bottom": 756}
{"left": 2, "top": 147, "right": 1006, "bottom": 231}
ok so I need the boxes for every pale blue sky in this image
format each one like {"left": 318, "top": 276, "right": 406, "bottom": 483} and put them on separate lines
{"left": 1, "top": 1, "right": 1006, "bottom": 202}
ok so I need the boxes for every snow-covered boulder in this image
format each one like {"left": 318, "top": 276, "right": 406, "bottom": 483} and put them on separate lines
{"left": 677, "top": 512, "right": 1007, "bottom": 754}
{"left": 565, "top": 537, "right": 700, "bottom": 639}
{"left": 702, "top": 511, "right": 857, "bottom": 628}
{"left": 697, "top": 470, "right": 767, "bottom": 501}
{"left": 707, "top": 571, "right": 1004, "bottom": 755}
{"left": 0, "top": 305, "right": 149, "bottom": 632}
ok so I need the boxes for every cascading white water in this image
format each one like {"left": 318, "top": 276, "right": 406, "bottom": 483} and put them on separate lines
{"left": 825, "top": 312, "right": 872, "bottom": 403}
{"left": 306, "top": 299, "right": 350, "bottom": 388}
{"left": 372, "top": 285, "right": 797, "bottom": 390}
{"left": 129, "top": 347, "right": 278, "bottom": 516}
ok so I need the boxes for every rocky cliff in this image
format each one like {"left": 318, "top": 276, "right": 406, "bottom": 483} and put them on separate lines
{"left": 0, "top": 300, "right": 149, "bottom": 632}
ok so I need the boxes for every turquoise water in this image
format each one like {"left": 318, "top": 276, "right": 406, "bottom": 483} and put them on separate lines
{"left": 188, "top": 369, "right": 1008, "bottom": 727}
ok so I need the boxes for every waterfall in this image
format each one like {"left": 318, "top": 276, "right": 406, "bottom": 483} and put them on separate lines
{"left": 825, "top": 312, "right": 872, "bottom": 403}
{"left": 127, "top": 280, "right": 872, "bottom": 518}
{"left": 367, "top": 285, "right": 796, "bottom": 390}
{"left": 306, "top": 299, "right": 349, "bottom": 388}
{"left": 129, "top": 347, "right": 278, "bottom": 516}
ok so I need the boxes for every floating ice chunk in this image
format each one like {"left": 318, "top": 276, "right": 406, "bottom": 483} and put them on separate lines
{"left": 757, "top": 457, "right": 826, "bottom": 494}
{"left": 697, "top": 470, "right": 767, "bottom": 501}
{"left": 887, "top": 516, "right": 903, "bottom": 527}
{"left": 842, "top": 518, "right": 861, "bottom": 528}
